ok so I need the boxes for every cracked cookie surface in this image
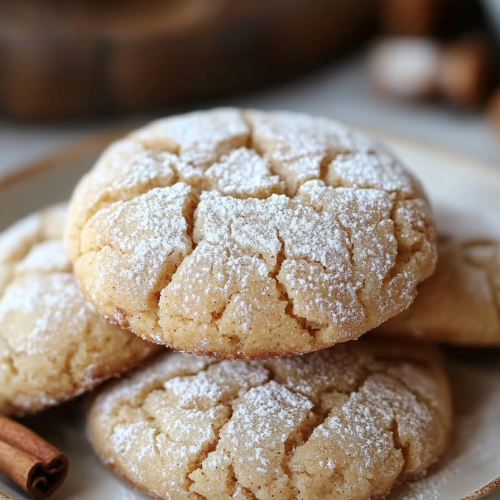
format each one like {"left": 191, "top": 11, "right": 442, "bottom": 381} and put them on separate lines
{"left": 0, "top": 205, "right": 160, "bottom": 416}
{"left": 377, "top": 237, "right": 500, "bottom": 345}
{"left": 87, "top": 337, "right": 451, "bottom": 500}
{"left": 67, "top": 108, "right": 437, "bottom": 358}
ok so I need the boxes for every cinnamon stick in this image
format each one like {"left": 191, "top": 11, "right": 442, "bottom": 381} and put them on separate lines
{"left": 0, "top": 416, "right": 68, "bottom": 499}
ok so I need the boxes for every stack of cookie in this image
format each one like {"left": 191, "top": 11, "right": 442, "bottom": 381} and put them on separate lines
{"left": 3, "top": 108, "right": 497, "bottom": 500}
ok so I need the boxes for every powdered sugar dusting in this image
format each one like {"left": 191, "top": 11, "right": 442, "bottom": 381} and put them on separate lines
{"left": 70, "top": 108, "right": 436, "bottom": 357}
{"left": 388, "top": 360, "right": 500, "bottom": 500}
{"left": 328, "top": 152, "right": 417, "bottom": 195}
{"left": 94, "top": 146, "right": 177, "bottom": 196}
{"left": 133, "top": 108, "right": 249, "bottom": 167}
{"left": 0, "top": 273, "right": 89, "bottom": 355}
{"left": 89, "top": 339, "right": 450, "bottom": 500}
{"left": 246, "top": 110, "right": 374, "bottom": 162}
{"left": 164, "top": 360, "right": 269, "bottom": 410}
{"left": 210, "top": 380, "right": 312, "bottom": 496}
{"left": 0, "top": 213, "right": 42, "bottom": 264}
{"left": 82, "top": 183, "right": 194, "bottom": 303}
{"left": 92, "top": 139, "right": 176, "bottom": 192}
{"left": 204, "top": 148, "right": 284, "bottom": 198}
{"left": 0, "top": 205, "right": 157, "bottom": 416}
{"left": 16, "top": 240, "right": 70, "bottom": 274}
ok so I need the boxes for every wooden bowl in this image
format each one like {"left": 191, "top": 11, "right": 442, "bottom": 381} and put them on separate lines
{"left": 0, "top": 0, "right": 374, "bottom": 120}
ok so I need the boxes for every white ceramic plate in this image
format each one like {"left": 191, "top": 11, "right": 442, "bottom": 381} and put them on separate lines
{"left": 0, "top": 132, "right": 499, "bottom": 500}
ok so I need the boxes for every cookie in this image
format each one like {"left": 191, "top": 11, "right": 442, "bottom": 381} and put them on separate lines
{"left": 67, "top": 108, "right": 437, "bottom": 359}
{"left": 88, "top": 337, "right": 451, "bottom": 500}
{"left": 0, "top": 205, "right": 160, "bottom": 416}
{"left": 377, "top": 237, "right": 500, "bottom": 345}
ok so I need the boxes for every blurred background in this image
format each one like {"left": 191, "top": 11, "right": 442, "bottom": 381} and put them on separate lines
{"left": 1, "top": 0, "right": 500, "bottom": 178}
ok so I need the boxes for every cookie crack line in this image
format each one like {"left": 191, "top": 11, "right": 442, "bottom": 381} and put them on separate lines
{"left": 332, "top": 212, "right": 367, "bottom": 317}
{"left": 383, "top": 199, "right": 427, "bottom": 289}
{"left": 180, "top": 364, "right": 314, "bottom": 500}
{"left": 389, "top": 415, "right": 409, "bottom": 465}
{"left": 105, "top": 359, "right": 224, "bottom": 500}
{"left": 270, "top": 232, "right": 319, "bottom": 340}
{"left": 185, "top": 406, "right": 235, "bottom": 499}
{"left": 227, "top": 462, "right": 259, "bottom": 500}
{"left": 117, "top": 360, "right": 218, "bottom": 421}
{"left": 390, "top": 366, "right": 448, "bottom": 432}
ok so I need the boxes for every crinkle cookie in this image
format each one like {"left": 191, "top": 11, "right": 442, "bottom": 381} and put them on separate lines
{"left": 67, "top": 108, "right": 437, "bottom": 359}
{"left": 377, "top": 237, "right": 500, "bottom": 345}
{"left": 87, "top": 337, "right": 451, "bottom": 500}
{"left": 0, "top": 205, "right": 160, "bottom": 416}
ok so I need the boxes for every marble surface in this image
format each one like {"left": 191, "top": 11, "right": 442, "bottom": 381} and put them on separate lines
{"left": 0, "top": 53, "right": 499, "bottom": 182}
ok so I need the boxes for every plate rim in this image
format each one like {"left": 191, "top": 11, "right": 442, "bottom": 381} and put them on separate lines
{"left": 362, "top": 127, "right": 500, "bottom": 187}
{"left": 0, "top": 128, "right": 499, "bottom": 500}
{"left": 0, "top": 129, "right": 127, "bottom": 190}
{"left": 2, "top": 127, "right": 500, "bottom": 191}
{"left": 464, "top": 477, "right": 500, "bottom": 500}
